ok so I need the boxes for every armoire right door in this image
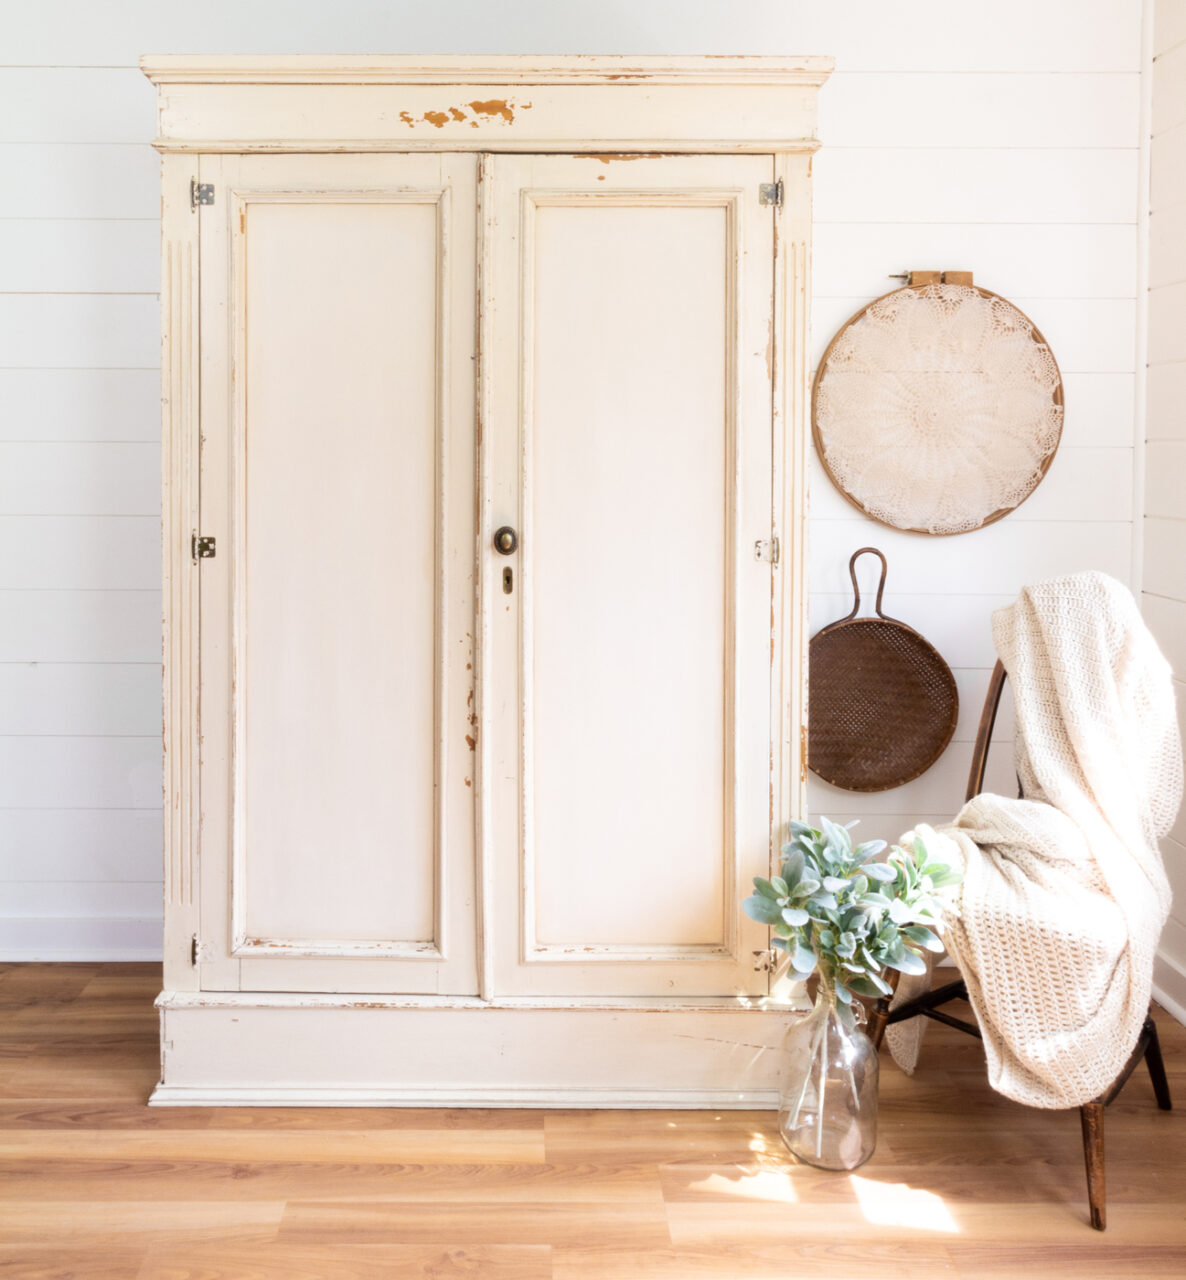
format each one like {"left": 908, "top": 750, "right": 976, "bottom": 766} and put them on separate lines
{"left": 481, "top": 153, "right": 778, "bottom": 997}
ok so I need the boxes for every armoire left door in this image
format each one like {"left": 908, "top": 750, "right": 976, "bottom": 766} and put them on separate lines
{"left": 196, "top": 154, "right": 479, "bottom": 994}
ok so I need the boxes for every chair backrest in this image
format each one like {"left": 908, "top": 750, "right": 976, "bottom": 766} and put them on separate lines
{"left": 965, "top": 659, "right": 1008, "bottom": 804}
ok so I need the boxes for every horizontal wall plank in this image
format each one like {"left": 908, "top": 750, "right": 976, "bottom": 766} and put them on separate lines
{"left": 1149, "top": 282, "right": 1186, "bottom": 365}
{"left": 809, "top": 447, "right": 1133, "bottom": 525}
{"left": 0, "top": 143, "right": 159, "bottom": 219}
{"left": 808, "top": 592, "right": 1016, "bottom": 669}
{"left": 821, "top": 73, "right": 1139, "bottom": 149}
{"left": 0, "top": 914, "right": 161, "bottom": 960}
{"left": 1145, "top": 442, "right": 1186, "bottom": 520}
{"left": 1150, "top": 122, "right": 1186, "bottom": 211}
{"left": 1157, "top": 0, "right": 1186, "bottom": 55}
{"left": 812, "top": 297, "right": 1136, "bottom": 373}
{"left": 0, "top": 69, "right": 153, "bottom": 144}
{"left": 1150, "top": 204, "right": 1186, "bottom": 290}
{"left": 1144, "top": 517, "right": 1186, "bottom": 601}
{"left": 809, "top": 518, "right": 1131, "bottom": 595}
{"left": 1143, "top": 592, "right": 1186, "bottom": 674}
{"left": 0, "top": 736, "right": 160, "bottom": 808}
{"left": 0, "top": 444, "right": 158, "bottom": 515}
{"left": 0, "top": 295, "right": 158, "bottom": 369}
{"left": 1171, "top": 691, "right": 1186, "bottom": 848}
{"left": 2, "top": 66, "right": 1139, "bottom": 149}
{"left": 1153, "top": 40, "right": 1186, "bottom": 133}
{"left": 813, "top": 223, "right": 1136, "bottom": 300}
{"left": 813, "top": 148, "right": 1139, "bottom": 226}
{"left": 952, "top": 668, "right": 1013, "bottom": 744}
{"left": 2, "top": 69, "right": 1140, "bottom": 151}
{"left": 0, "top": 220, "right": 159, "bottom": 294}
{"left": 1056, "top": 373, "right": 1134, "bottom": 447}
{"left": 0, "top": 590, "right": 160, "bottom": 661}
{"left": 0, "top": 517, "right": 159, "bottom": 590}
{"left": 0, "top": 807, "right": 160, "bottom": 882}
{"left": 0, "top": 0, "right": 1143, "bottom": 70}
{"left": 0, "top": 880, "right": 161, "bottom": 918}
{"left": 1171, "top": 691, "right": 1182, "bottom": 849}
{"left": 1147, "top": 362, "right": 1186, "bottom": 440}
{"left": 0, "top": 369, "right": 160, "bottom": 442}
{"left": 1161, "top": 900, "right": 1186, "bottom": 973}
{"left": 0, "top": 663, "right": 159, "bottom": 736}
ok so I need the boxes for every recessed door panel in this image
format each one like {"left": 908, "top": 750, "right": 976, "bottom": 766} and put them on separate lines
{"left": 481, "top": 154, "right": 776, "bottom": 996}
{"left": 198, "top": 154, "right": 478, "bottom": 993}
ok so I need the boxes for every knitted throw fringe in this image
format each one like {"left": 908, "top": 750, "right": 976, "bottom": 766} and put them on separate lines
{"left": 922, "top": 571, "right": 1180, "bottom": 1109}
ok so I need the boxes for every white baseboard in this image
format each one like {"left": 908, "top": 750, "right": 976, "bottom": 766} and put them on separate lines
{"left": 0, "top": 916, "right": 162, "bottom": 962}
{"left": 1153, "top": 948, "right": 1186, "bottom": 1026}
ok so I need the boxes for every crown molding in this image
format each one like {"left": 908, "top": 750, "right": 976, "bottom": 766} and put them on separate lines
{"left": 140, "top": 53, "right": 835, "bottom": 87}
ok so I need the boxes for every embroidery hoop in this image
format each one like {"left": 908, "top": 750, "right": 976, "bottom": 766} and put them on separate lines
{"left": 812, "top": 275, "right": 1064, "bottom": 537}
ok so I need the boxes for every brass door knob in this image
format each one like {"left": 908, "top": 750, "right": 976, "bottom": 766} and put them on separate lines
{"left": 494, "top": 526, "right": 518, "bottom": 555}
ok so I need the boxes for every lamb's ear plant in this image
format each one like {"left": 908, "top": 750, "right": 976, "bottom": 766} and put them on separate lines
{"left": 744, "top": 817, "right": 961, "bottom": 1027}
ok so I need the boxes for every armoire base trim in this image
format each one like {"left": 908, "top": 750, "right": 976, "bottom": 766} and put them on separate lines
{"left": 153, "top": 994, "right": 799, "bottom": 1108}
{"left": 149, "top": 1084, "right": 779, "bottom": 1109}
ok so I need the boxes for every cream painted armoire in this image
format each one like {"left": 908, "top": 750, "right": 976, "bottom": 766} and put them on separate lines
{"left": 144, "top": 55, "right": 832, "bottom": 1105}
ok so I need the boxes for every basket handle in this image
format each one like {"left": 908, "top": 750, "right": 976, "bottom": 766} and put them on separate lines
{"left": 840, "top": 546, "right": 889, "bottom": 622}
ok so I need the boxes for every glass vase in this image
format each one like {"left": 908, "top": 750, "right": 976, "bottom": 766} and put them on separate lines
{"left": 777, "top": 977, "right": 878, "bottom": 1170}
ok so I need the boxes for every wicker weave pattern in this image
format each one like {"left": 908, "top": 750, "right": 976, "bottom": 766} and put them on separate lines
{"left": 809, "top": 548, "right": 958, "bottom": 792}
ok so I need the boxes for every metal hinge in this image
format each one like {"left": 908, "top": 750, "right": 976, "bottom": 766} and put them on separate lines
{"left": 753, "top": 948, "right": 778, "bottom": 973}
{"left": 191, "top": 934, "right": 200, "bottom": 965}
{"left": 192, "top": 533, "right": 216, "bottom": 561}
{"left": 190, "top": 179, "right": 214, "bottom": 209}
{"left": 759, "top": 180, "right": 783, "bottom": 207}
{"left": 754, "top": 535, "right": 780, "bottom": 565}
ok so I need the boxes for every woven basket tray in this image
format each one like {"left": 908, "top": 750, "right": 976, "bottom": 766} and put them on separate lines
{"left": 809, "top": 548, "right": 959, "bottom": 792}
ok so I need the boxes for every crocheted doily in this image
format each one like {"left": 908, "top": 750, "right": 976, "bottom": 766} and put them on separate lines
{"left": 813, "top": 284, "right": 1063, "bottom": 535}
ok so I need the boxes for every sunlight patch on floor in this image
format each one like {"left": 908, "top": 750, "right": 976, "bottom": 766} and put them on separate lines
{"left": 849, "top": 1173, "right": 960, "bottom": 1233}
{"left": 681, "top": 1167, "right": 800, "bottom": 1203}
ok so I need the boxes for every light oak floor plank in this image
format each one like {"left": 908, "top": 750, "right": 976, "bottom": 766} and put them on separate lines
{"left": 0, "top": 963, "right": 1183, "bottom": 1280}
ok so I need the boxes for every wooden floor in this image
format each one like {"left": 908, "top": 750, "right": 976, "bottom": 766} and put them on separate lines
{"left": 0, "top": 965, "right": 1184, "bottom": 1278}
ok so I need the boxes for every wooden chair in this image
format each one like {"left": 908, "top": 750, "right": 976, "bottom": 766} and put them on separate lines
{"left": 866, "top": 659, "right": 1173, "bottom": 1230}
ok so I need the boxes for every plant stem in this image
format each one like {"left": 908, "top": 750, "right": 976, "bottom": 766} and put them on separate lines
{"left": 788, "top": 977, "right": 836, "bottom": 1141}
{"left": 816, "top": 1015, "right": 827, "bottom": 1160}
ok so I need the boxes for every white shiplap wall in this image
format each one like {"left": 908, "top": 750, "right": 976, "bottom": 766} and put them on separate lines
{"left": 1146, "top": 0, "right": 1186, "bottom": 1019}
{"left": 0, "top": 0, "right": 1147, "bottom": 958}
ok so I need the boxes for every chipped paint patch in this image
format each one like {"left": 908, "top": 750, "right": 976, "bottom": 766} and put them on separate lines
{"left": 582, "top": 152, "right": 664, "bottom": 164}
{"left": 468, "top": 97, "right": 528, "bottom": 124}
{"left": 396, "top": 99, "right": 531, "bottom": 129}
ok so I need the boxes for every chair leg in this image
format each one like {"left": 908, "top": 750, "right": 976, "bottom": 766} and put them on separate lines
{"left": 866, "top": 970, "right": 899, "bottom": 1051}
{"left": 1079, "top": 1101, "right": 1106, "bottom": 1231}
{"left": 867, "top": 996, "right": 891, "bottom": 1050}
{"left": 1143, "top": 1017, "right": 1173, "bottom": 1111}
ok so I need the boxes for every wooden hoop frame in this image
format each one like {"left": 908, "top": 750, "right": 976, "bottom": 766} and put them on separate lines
{"left": 811, "top": 282, "right": 1065, "bottom": 537}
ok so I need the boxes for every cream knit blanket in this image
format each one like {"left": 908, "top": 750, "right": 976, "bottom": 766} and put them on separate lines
{"left": 918, "top": 571, "right": 1180, "bottom": 1109}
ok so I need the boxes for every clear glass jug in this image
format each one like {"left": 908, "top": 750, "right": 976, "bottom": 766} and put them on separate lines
{"left": 778, "top": 978, "right": 879, "bottom": 1170}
